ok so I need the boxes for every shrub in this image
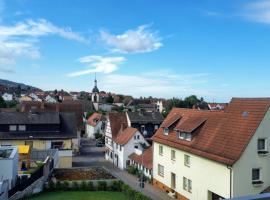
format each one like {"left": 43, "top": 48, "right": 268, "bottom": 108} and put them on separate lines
{"left": 110, "top": 180, "right": 122, "bottom": 191}
{"left": 80, "top": 181, "right": 88, "bottom": 191}
{"left": 97, "top": 181, "right": 107, "bottom": 191}
{"left": 63, "top": 181, "right": 70, "bottom": 190}
{"left": 87, "top": 181, "right": 94, "bottom": 191}
{"left": 127, "top": 165, "right": 139, "bottom": 175}
{"left": 55, "top": 181, "right": 62, "bottom": 191}
{"left": 72, "top": 181, "right": 79, "bottom": 190}
{"left": 48, "top": 181, "right": 56, "bottom": 191}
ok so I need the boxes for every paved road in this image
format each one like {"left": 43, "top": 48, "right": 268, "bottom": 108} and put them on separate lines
{"left": 73, "top": 138, "right": 173, "bottom": 200}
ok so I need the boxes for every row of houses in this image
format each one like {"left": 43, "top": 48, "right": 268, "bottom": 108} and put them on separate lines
{"left": 88, "top": 98, "right": 270, "bottom": 200}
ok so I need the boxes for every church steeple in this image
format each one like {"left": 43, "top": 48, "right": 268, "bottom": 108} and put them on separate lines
{"left": 92, "top": 73, "right": 99, "bottom": 93}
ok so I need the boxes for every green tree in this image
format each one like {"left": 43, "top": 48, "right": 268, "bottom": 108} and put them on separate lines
{"left": 106, "top": 94, "right": 114, "bottom": 104}
{"left": 184, "top": 95, "right": 199, "bottom": 108}
{"left": 0, "top": 96, "right": 7, "bottom": 108}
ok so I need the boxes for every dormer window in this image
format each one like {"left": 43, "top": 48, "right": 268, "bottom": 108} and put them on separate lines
{"left": 258, "top": 138, "right": 268, "bottom": 155}
{"left": 9, "top": 125, "right": 17, "bottom": 131}
{"left": 18, "top": 125, "right": 26, "bottom": 131}
{"left": 163, "top": 128, "right": 169, "bottom": 135}
{"left": 178, "top": 132, "right": 192, "bottom": 141}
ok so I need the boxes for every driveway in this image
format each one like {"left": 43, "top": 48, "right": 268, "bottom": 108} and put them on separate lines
{"left": 73, "top": 138, "right": 173, "bottom": 200}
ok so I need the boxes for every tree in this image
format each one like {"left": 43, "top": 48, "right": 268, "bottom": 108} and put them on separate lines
{"left": 0, "top": 96, "right": 7, "bottom": 108}
{"left": 184, "top": 95, "right": 199, "bottom": 108}
{"left": 106, "top": 94, "right": 114, "bottom": 104}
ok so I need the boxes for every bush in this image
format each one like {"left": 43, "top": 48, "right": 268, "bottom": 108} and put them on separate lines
{"left": 48, "top": 181, "right": 56, "bottom": 191}
{"left": 55, "top": 181, "right": 62, "bottom": 191}
{"left": 127, "top": 165, "right": 139, "bottom": 175}
{"left": 80, "top": 181, "right": 88, "bottom": 191}
{"left": 72, "top": 181, "right": 79, "bottom": 190}
{"left": 63, "top": 181, "right": 70, "bottom": 190}
{"left": 94, "top": 132, "right": 102, "bottom": 139}
{"left": 87, "top": 181, "right": 95, "bottom": 191}
{"left": 97, "top": 181, "right": 107, "bottom": 191}
{"left": 110, "top": 180, "right": 122, "bottom": 191}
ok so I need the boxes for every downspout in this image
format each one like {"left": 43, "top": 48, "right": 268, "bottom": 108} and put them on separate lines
{"left": 227, "top": 165, "right": 232, "bottom": 198}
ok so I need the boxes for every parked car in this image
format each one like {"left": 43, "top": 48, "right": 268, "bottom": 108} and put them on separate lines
{"left": 96, "top": 140, "right": 104, "bottom": 147}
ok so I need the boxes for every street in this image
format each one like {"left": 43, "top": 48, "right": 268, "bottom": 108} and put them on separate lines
{"left": 72, "top": 138, "right": 173, "bottom": 200}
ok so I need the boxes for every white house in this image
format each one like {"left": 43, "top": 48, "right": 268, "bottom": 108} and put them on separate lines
{"left": 129, "top": 147, "right": 153, "bottom": 179}
{"left": 113, "top": 127, "right": 149, "bottom": 170}
{"left": 2, "top": 93, "right": 13, "bottom": 101}
{"left": 152, "top": 98, "right": 270, "bottom": 200}
{"left": 85, "top": 112, "right": 104, "bottom": 139}
{"left": 29, "top": 93, "right": 42, "bottom": 102}
{"left": 105, "top": 112, "right": 127, "bottom": 163}
{"left": 0, "top": 146, "right": 18, "bottom": 189}
{"left": 45, "top": 95, "right": 57, "bottom": 103}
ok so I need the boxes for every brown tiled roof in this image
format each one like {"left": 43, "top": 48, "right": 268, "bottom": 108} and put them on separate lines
{"left": 175, "top": 116, "right": 208, "bottom": 132}
{"left": 87, "top": 113, "right": 102, "bottom": 126}
{"left": 129, "top": 147, "right": 153, "bottom": 169}
{"left": 161, "top": 113, "right": 181, "bottom": 128}
{"left": 114, "top": 127, "right": 137, "bottom": 145}
{"left": 152, "top": 98, "right": 270, "bottom": 165}
{"left": 108, "top": 112, "right": 128, "bottom": 139}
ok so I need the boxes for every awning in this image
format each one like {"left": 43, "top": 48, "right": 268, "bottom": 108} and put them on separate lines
{"left": 18, "top": 145, "right": 30, "bottom": 154}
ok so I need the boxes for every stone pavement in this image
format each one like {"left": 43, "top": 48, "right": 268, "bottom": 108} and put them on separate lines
{"left": 73, "top": 138, "right": 173, "bottom": 200}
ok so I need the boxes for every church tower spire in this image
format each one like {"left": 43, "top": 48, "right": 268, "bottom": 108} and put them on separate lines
{"left": 91, "top": 73, "right": 99, "bottom": 103}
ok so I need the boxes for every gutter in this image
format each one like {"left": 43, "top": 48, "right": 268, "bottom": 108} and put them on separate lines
{"left": 227, "top": 165, "right": 233, "bottom": 198}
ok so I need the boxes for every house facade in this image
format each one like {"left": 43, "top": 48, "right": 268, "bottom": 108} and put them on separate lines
{"left": 85, "top": 112, "right": 105, "bottom": 139}
{"left": 152, "top": 98, "right": 270, "bottom": 200}
{"left": 2, "top": 93, "right": 13, "bottom": 101}
{"left": 104, "top": 112, "right": 127, "bottom": 163}
{"left": 0, "top": 112, "right": 77, "bottom": 168}
{"left": 113, "top": 127, "right": 149, "bottom": 170}
{"left": 0, "top": 146, "right": 18, "bottom": 189}
{"left": 126, "top": 111, "right": 164, "bottom": 139}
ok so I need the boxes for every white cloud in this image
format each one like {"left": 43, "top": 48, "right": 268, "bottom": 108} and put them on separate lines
{"left": 0, "top": 19, "right": 88, "bottom": 65}
{"left": 99, "top": 72, "right": 214, "bottom": 98}
{"left": 100, "top": 25, "right": 162, "bottom": 53}
{"left": 243, "top": 0, "right": 270, "bottom": 24}
{"left": 68, "top": 55, "right": 126, "bottom": 77}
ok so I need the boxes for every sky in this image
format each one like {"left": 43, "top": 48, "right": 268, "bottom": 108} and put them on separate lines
{"left": 0, "top": 0, "right": 270, "bottom": 102}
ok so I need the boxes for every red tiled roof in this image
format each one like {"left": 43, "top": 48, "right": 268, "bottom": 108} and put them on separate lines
{"left": 175, "top": 116, "right": 208, "bottom": 132}
{"left": 129, "top": 147, "right": 153, "bottom": 169}
{"left": 108, "top": 112, "right": 128, "bottom": 139}
{"left": 87, "top": 113, "right": 102, "bottom": 126}
{"left": 114, "top": 127, "right": 137, "bottom": 145}
{"left": 161, "top": 113, "right": 181, "bottom": 128}
{"left": 152, "top": 98, "right": 270, "bottom": 165}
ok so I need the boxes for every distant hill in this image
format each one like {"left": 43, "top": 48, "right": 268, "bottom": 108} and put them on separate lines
{"left": 0, "top": 79, "right": 42, "bottom": 93}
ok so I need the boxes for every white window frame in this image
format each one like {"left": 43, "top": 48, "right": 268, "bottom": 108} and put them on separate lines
{"left": 184, "top": 154, "right": 190, "bottom": 167}
{"left": 171, "top": 149, "right": 176, "bottom": 161}
{"left": 159, "top": 145, "right": 163, "bottom": 156}
{"left": 158, "top": 164, "right": 164, "bottom": 177}
{"left": 163, "top": 128, "right": 169, "bottom": 135}
{"left": 252, "top": 168, "right": 262, "bottom": 184}
{"left": 257, "top": 138, "right": 268, "bottom": 154}
{"left": 183, "top": 177, "right": 187, "bottom": 190}
{"left": 188, "top": 179, "right": 192, "bottom": 193}
{"left": 18, "top": 125, "right": 26, "bottom": 131}
{"left": 9, "top": 125, "right": 17, "bottom": 131}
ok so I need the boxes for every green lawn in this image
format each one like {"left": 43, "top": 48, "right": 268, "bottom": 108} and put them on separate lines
{"left": 28, "top": 191, "right": 126, "bottom": 200}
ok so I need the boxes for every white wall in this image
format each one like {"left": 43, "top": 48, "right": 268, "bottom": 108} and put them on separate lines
{"left": 232, "top": 108, "right": 270, "bottom": 197}
{"left": 114, "top": 131, "right": 149, "bottom": 170}
{"left": 153, "top": 142, "right": 231, "bottom": 200}
{"left": 85, "top": 121, "right": 103, "bottom": 139}
{"left": 104, "top": 120, "right": 113, "bottom": 162}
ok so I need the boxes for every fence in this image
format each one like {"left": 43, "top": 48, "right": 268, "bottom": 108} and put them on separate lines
{"left": 8, "top": 156, "right": 54, "bottom": 198}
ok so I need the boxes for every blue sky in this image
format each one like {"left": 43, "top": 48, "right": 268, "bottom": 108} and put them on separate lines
{"left": 0, "top": 0, "right": 270, "bottom": 101}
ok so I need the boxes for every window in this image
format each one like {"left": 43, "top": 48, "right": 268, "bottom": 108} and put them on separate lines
{"left": 258, "top": 138, "right": 268, "bottom": 154}
{"left": 252, "top": 168, "right": 263, "bottom": 184}
{"left": 183, "top": 177, "right": 187, "bottom": 190}
{"left": 171, "top": 149, "right": 176, "bottom": 161}
{"left": 146, "top": 168, "right": 148, "bottom": 173}
{"left": 137, "top": 135, "right": 140, "bottom": 139}
{"left": 134, "top": 135, "right": 136, "bottom": 140}
{"left": 120, "top": 145, "right": 122, "bottom": 151}
{"left": 18, "top": 125, "right": 26, "bottom": 131}
{"left": 134, "top": 145, "right": 138, "bottom": 149}
{"left": 116, "top": 144, "right": 118, "bottom": 149}
{"left": 154, "top": 125, "right": 159, "bottom": 130}
{"left": 179, "top": 132, "right": 192, "bottom": 141}
{"left": 51, "top": 141, "right": 63, "bottom": 149}
{"left": 188, "top": 179, "right": 192, "bottom": 193}
{"left": 159, "top": 145, "right": 163, "bottom": 155}
{"left": 158, "top": 164, "right": 164, "bottom": 177}
{"left": 183, "top": 177, "right": 192, "bottom": 193}
{"left": 163, "top": 128, "right": 169, "bottom": 135}
{"left": 184, "top": 154, "right": 190, "bottom": 167}
{"left": 9, "top": 125, "right": 17, "bottom": 131}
